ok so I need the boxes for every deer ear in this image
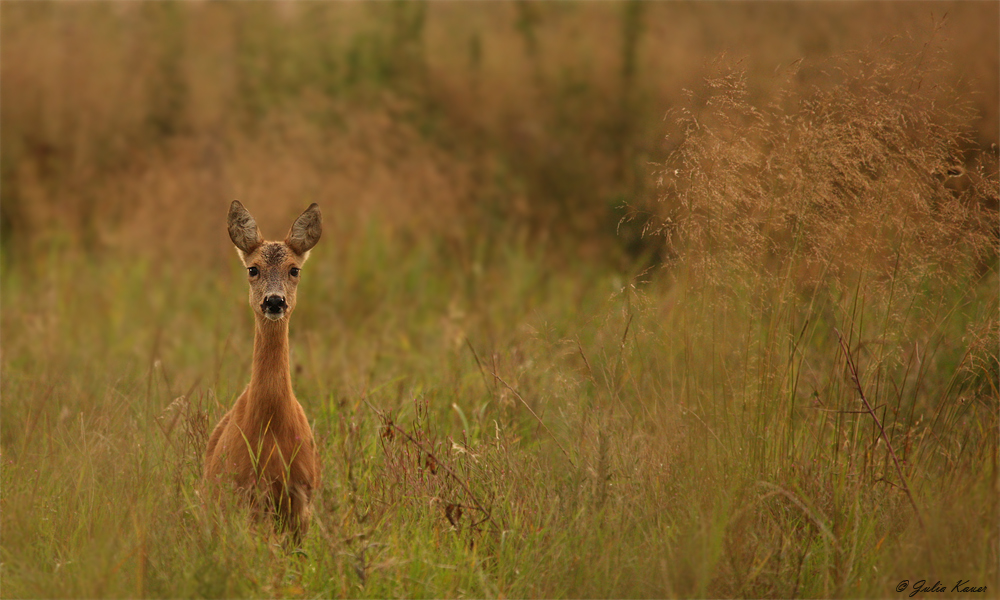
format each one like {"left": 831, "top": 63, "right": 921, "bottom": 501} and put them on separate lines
{"left": 286, "top": 203, "right": 322, "bottom": 256}
{"left": 228, "top": 201, "right": 263, "bottom": 257}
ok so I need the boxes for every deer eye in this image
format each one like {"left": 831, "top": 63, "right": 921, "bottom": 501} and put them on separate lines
{"left": 248, "top": 266, "right": 259, "bottom": 277}
{"left": 289, "top": 267, "right": 301, "bottom": 277}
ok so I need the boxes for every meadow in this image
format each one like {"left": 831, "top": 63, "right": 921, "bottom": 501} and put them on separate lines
{"left": 1, "top": 3, "right": 997, "bottom": 598}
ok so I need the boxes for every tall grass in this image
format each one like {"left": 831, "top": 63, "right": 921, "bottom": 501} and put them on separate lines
{"left": 2, "top": 226, "right": 994, "bottom": 597}
{"left": 1, "top": 3, "right": 998, "bottom": 599}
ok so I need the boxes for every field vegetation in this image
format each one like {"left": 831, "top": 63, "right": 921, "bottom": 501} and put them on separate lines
{"left": 1, "top": 3, "right": 997, "bottom": 598}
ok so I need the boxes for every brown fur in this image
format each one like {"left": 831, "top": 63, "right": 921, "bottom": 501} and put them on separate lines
{"left": 204, "top": 201, "right": 322, "bottom": 539}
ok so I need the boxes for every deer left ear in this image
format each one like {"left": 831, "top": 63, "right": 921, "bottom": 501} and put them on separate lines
{"left": 286, "top": 203, "right": 322, "bottom": 256}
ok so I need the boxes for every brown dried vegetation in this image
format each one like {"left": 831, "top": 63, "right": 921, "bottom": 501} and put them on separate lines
{"left": 646, "top": 41, "right": 997, "bottom": 290}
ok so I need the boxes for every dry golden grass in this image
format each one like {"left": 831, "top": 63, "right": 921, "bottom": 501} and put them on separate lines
{"left": 647, "top": 38, "right": 998, "bottom": 290}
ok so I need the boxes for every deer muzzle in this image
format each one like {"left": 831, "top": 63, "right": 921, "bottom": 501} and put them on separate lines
{"left": 262, "top": 294, "right": 287, "bottom": 319}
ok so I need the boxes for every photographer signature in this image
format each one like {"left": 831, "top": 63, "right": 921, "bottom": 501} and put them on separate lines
{"left": 897, "top": 580, "right": 986, "bottom": 597}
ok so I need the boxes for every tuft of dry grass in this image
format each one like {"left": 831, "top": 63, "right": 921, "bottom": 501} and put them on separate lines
{"left": 646, "top": 37, "right": 998, "bottom": 292}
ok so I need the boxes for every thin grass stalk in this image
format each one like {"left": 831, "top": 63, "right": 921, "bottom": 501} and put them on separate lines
{"left": 488, "top": 371, "right": 576, "bottom": 468}
{"left": 360, "top": 394, "right": 498, "bottom": 532}
{"left": 834, "top": 328, "right": 926, "bottom": 533}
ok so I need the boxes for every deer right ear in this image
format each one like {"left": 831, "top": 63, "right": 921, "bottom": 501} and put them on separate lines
{"left": 228, "top": 201, "right": 263, "bottom": 258}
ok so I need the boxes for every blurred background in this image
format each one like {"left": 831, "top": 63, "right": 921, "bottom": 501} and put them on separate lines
{"left": 2, "top": 2, "right": 997, "bottom": 269}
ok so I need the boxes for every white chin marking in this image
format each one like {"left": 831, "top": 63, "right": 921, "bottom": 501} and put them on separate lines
{"left": 263, "top": 311, "right": 285, "bottom": 321}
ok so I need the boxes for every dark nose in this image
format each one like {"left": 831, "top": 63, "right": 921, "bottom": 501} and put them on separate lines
{"left": 263, "top": 295, "right": 287, "bottom": 314}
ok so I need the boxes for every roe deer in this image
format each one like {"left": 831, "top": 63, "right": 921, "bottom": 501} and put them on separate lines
{"left": 204, "top": 200, "right": 322, "bottom": 540}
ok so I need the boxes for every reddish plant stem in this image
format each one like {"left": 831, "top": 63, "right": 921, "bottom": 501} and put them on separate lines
{"left": 835, "top": 328, "right": 926, "bottom": 532}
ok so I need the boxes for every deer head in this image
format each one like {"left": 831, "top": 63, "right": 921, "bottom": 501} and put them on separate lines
{"left": 227, "top": 201, "right": 322, "bottom": 322}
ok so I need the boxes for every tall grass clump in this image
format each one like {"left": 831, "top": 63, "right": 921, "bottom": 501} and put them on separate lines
{"left": 620, "top": 39, "right": 998, "bottom": 594}
{"left": 652, "top": 46, "right": 995, "bottom": 287}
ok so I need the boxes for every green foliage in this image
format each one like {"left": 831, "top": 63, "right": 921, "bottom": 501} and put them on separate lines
{"left": 1, "top": 219, "right": 996, "bottom": 597}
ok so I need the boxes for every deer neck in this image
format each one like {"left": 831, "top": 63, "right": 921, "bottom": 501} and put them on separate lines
{"left": 247, "top": 317, "right": 295, "bottom": 412}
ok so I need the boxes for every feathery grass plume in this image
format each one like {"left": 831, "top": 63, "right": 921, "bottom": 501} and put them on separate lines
{"left": 651, "top": 41, "right": 997, "bottom": 292}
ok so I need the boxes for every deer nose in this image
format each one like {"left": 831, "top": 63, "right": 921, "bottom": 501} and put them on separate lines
{"left": 262, "top": 295, "right": 287, "bottom": 314}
